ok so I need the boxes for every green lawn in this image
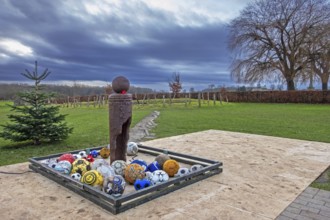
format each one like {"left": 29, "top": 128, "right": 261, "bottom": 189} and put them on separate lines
{"left": 151, "top": 102, "right": 330, "bottom": 143}
{"left": 1, "top": 101, "right": 330, "bottom": 167}
{"left": 0, "top": 102, "right": 152, "bottom": 165}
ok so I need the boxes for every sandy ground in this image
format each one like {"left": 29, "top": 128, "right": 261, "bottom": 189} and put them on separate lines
{"left": 1, "top": 130, "right": 330, "bottom": 220}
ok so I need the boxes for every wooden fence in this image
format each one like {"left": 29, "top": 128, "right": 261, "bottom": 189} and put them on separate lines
{"left": 51, "top": 92, "right": 226, "bottom": 108}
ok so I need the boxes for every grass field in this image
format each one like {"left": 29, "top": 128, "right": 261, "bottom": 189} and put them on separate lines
{"left": 0, "top": 101, "right": 152, "bottom": 165}
{"left": 152, "top": 102, "right": 330, "bottom": 143}
{"left": 1, "top": 101, "right": 330, "bottom": 167}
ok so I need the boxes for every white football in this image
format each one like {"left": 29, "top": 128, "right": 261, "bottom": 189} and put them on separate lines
{"left": 127, "top": 142, "right": 139, "bottom": 156}
{"left": 78, "top": 151, "right": 87, "bottom": 158}
{"left": 151, "top": 170, "right": 169, "bottom": 185}
{"left": 41, "top": 158, "right": 57, "bottom": 166}
{"left": 111, "top": 160, "right": 127, "bottom": 176}
{"left": 190, "top": 164, "right": 203, "bottom": 173}
{"left": 97, "top": 164, "right": 115, "bottom": 179}
{"left": 73, "top": 154, "right": 82, "bottom": 160}
{"left": 145, "top": 171, "right": 153, "bottom": 182}
{"left": 174, "top": 167, "right": 190, "bottom": 177}
{"left": 71, "top": 173, "right": 82, "bottom": 181}
{"left": 91, "top": 159, "right": 110, "bottom": 170}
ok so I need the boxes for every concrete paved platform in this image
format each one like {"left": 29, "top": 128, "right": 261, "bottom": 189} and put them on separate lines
{"left": 1, "top": 130, "right": 330, "bottom": 220}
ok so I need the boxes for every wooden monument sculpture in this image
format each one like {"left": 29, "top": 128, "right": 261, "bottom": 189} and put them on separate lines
{"left": 109, "top": 76, "right": 132, "bottom": 164}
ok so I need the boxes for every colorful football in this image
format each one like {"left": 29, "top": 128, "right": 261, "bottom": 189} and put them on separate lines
{"left": 71, "top": 159, "right": 91, "bottom": 176}
{"left": 147, "top": 161, "right": 161, "bottom": 172}
{"left": 111, "top": 160, "right": 127, "bottom": 176}
{"left": 134, "top": 179, "right": 152, "bottom": 191}
{"left": 103, "top": 175, "right": 126, "bottom": 196}
{"left": 71, "top": 173, "right": 82, "bottom": 181}
{"left": 124, "top": 164, "right": 145, "bottom": 184}
{"left": 99, "top": 147, "right": 110, "bottom": 159}
{"left": 81, "top": 170, "right": 104, "bottom": 187}
{"left": 151, "top": 170, "right": 169, "bottom": 185}
{"left": 90, "top": 150, "right": 99, "bottom": 158}
{"left": 131, "top": 159, "right": 148, "bottom": 171}
{"left": 127, "top": 142, "right": 139, "bottom": 156}
{"left": 58, "top": 153, "right": 75, "bottom": 164}
{"left": 155, "top": 154, "right": 171, "bottom": 169}
{"left": 86, "top": 154, "right": 95, "bottom": 163}
{"left": 163, "top": 159, "right": 180, "bottom": 177}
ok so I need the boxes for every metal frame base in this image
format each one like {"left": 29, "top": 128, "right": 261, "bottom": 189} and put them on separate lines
{"left": 29, "top": 144, "right": 223, "bottom": 214}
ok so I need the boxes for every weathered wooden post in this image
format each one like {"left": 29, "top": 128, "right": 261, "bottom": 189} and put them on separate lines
{"left": 109, "top": 76, "right": 132, "bottom": 164}
{"left": 98, "top": 95, "right": 102, "bottom": 108}
{"left": 219, "top": 92, "right": 223, "bottom": 105}
{"left": 93, "top": 96, "right": 97, "bottom": 107}
{"left": 185, "top": 95, "right": 188, "bottom": 107}
{"left": 162, "top": 94, "right": 165, "bottom": 107}
{"left": 142, "top": 94, "right": 146, "bottom": 105}
{"left": 213, "top": 93, "right": 216, "bottom": 106}
{"left": 87, "top": 96, "right": 90, "bottom": 107}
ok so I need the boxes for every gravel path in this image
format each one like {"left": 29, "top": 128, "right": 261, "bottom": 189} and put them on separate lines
{"left": 129, "top": 110, "right": 160, "bottom": 142}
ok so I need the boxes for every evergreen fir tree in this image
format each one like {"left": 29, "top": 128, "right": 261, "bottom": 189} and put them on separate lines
{"left": 0, "top": 61, "right": 73, "bottom": 145}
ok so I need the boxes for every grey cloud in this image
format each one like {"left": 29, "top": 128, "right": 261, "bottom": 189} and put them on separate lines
{"left": 0, "top": 0, "right": 248, "bottom": 90}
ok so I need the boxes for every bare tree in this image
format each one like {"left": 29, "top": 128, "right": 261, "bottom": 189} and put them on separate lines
{"left": 169, "top": 72, "right": 182, "bottom": 97}
{"left": 105, "top": 83, "right": 112, "bottom": 94}
{"left": 228, "top": 0, "right": 330, "bottom": 90}
{"left": 305, "top": 23, "right": 330, "bottom": 90}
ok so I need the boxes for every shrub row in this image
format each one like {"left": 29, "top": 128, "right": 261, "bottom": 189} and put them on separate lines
{"left": 41, "top": 90, "right": 330, "bottom": 105}
{"left": 220, "top": 90, "right": 330, "bottom": 104}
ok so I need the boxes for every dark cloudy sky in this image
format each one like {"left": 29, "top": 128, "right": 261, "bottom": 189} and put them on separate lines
{"left": 0, "top": 0, "right": 251, "bottom": 91}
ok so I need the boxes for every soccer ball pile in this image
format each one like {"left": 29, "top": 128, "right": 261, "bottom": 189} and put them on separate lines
{"left": 41, "top": 147, "right": 118, "bottom": 194}
{"left": 41, "top": 142, "right": 204, "bottom": 196}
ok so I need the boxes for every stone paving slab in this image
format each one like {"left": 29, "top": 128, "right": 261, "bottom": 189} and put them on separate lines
{"left": 277, "top": 187, "right": 330, "bottom": 220}
{"left": 1, "top": 130, "right": 330, "bottom": 219}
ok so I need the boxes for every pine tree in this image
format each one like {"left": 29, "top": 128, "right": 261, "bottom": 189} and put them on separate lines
{"left": 0, "top": 61, "right": 73, "bottom": 145}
